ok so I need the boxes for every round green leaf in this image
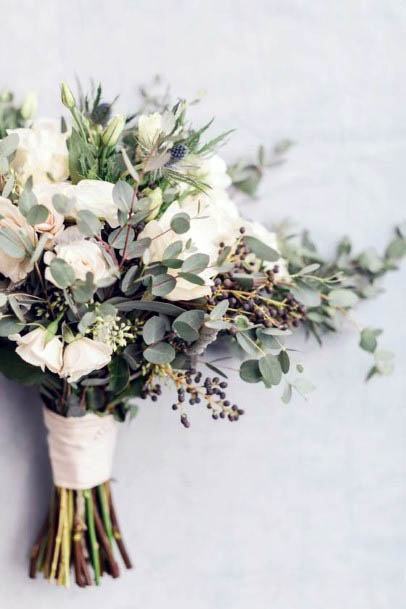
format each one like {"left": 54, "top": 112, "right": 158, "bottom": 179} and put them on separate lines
{"left": 181, "top": 253, "right": 209, "bottom": 274}
{"left": 49, "top": 257, "right": 75, "bottom": 288}
{"left": 143, "top": 316, "right": 167, "bottom": 345}
{"left": 240, "top": 359, "right": 262, "bottom": 383}
{"left": 144, "top": 342, "right": 175, "bottom": 364}
{"left": 259, "top": 354, "right": 282, "bottom": 387}
{"left": 244, "top": 235, "right": 280, "bottom": 262}
{"left": 151, "top": 274, "right": 176, "bottom": 297}
{"left": 170, "top": 212, "right": 190, "bottom": 234}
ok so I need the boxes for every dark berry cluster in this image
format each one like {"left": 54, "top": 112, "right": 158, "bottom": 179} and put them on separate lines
{"left": 171, "top": 369, "right": 245, "bottom": 427}
{"left": 140, "top": 382, "right": 162, "bottom": 402}
{"left": 207, "top": 228, "right": 306, "bottom": 331}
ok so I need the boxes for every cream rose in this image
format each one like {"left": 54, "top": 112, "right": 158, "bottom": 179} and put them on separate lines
{"left": 138, "top": 200, "right": 218, "bottom": 301}
{"left": 33, "top": 179, "right": 119, "bottom": 228}
{"left": 9, "top": 119, "right": 69, "bottom": 186}
{"left": 44, "top": 227, "right": 118, "bottom": 288}
{"left": 62, "top": 337, "right": 112, "bottom": 383}
{"left": 138, "top": 113, "right": 163, "bottom": 147}
{"left": 0, "top": 197, "right": 36, "bottom": 283}
{"left": 12, "top": 327, "right": 63, "bottom": 374}
{"left": 70, "top": 179, "right": 119, "bottom": 228}
{"left": 194, "top": 154, "right": 232, "bottom": 190}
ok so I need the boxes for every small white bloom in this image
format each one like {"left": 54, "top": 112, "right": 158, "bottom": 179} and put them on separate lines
{"left": 62, "top": 337, "right": 112, "bottom": 383}
{"left": 44, "top": 228, "right": 118, "bottom": 288}
{"left": 0, "top": 197, "right": 36, "bottom": 283}
{"left": 137, "top": 113, "right": 163, "bottom": 148}
{"left": 12, "top": 327, "right": 63, "bottom": 373}
{"left": 9, "top": 119, "right": 69, "bottom": 186}
{"left": 242, "top": 220, "right": 289, "bottom": 280}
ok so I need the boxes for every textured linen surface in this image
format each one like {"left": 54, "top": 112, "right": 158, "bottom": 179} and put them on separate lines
{"left": 43, "top": 408, "right": 118, "bottom": 490}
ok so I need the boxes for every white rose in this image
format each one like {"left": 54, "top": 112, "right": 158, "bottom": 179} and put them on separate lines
{"left": 32, "top": 182, "right": 67, "bottom": 246}
{"left": 138, "top": 201, "right": 218, "bottom": 301}
{"left": 12, "top": 327, "right": 63, "bottom": 373}
{"left": 0, "top": 197, "right": 36, "bottom": 283}
{"left": 194, "top": 154, "right": 232, "bottom": 190}
{"left": 242, "top": 220, "right": 289, "bottom": 280}
{"left": 62, "top": 337, "right": 112, "bottom": 383}
{"left": 44, "top": 228, "right": 118, "bottom": 288}
{"left": 179, "top": 191, "right": 241, "bottom": 254}
{"left": 137, "top": 113, "right": 162, "bottom": 147}
{"left": 70, "top": 179, "right": 119, "bottom": 228}
{"left": 9, "top": 119, "right": 69, "bottom": 186}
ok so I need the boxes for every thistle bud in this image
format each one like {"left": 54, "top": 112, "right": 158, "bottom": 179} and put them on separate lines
{"left": 60, "top": 82, "right": 76, "bottom": 110}
{"left": 21, "top": 92, "right": 37, "bottom": 120}
{"left": 102, "top": 114, "right": 125, "bottom": 147}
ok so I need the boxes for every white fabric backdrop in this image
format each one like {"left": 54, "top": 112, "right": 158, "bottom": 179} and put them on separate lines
{"left": 0, "top": 1, "right": 405, "bottom": 607}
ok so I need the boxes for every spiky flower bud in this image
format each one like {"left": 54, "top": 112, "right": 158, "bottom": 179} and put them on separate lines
{"left": 102, "top": 115, "right": 125, "bottom": 147}
{"left": 21, "top": 92, "right": 37, "bottom": 120}
{"left": 60, "top": 82, "right": 76, "bottom": 110}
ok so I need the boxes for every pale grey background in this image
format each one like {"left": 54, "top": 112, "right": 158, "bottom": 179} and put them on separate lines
{"left": 0, "top": 1, "right": 405, "bottom": 607}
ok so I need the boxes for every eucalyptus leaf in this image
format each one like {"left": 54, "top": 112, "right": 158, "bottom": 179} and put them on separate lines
{"left": 108, "top": 357, "right": 130, "bottom": 394}
{"left": 143, "top": 315, "right": 167, "bottom": 345}
{"left": 278, "top": 350, "right": 290, "bottom": 374}
{"left": 151, "top": 273, "right": 176, "bottom": 297}
{"left": 2, "top": 175, "right": 14, "bottom": 198}
{"left": 113, "top": 180, "right": 134, "bottom": 213}
{"left": 49, "top": 257, "right": 75, "bottom": 288}
{"left": 0, "top": 227, "right": 26, "bottom": 259}
{"left": 244, "top": 235, "right": 279, "bottom": 262}
{"left": 52, "top": 193, "right": 75, "bottom": 215}
{"left": 125, "top": 237, "right": 151, "bottom": 259}
{"left": 77, "top": 209, "right": 102, "bottom": 237}
{"left": 0, "top": 317, "right": 25, "bottom": 337}
{"left": 240, "top": 359, "right": 262, "bottom": 383}
{"left": 26, "top": 204, "right": 49, "bottom": 226}
{"left": 109, "top": 298, "right": 184, "bottom": 316}
{"left": 329, "top": 288, "right": 359, "bottom": 308}
{"left": 170, "top": 212, "right": 190, "bottom": 234}
{"left": 0, "top": 133, "right": 19, "bottom": 157}
{"left": 144, "top": 341, "right": 175, "bottom": 364}
{"left": 178, "top": 272, "right": 205, "bottom": 286}
{"left": 359, "top": 327, "right": 381, "bottom": 353}
{"left": 259, "top": 354, "right": 282, "bottom": 387}
{"left": 181, "top": 253, "right": 209, "bottom": 274}
{"left": 163, "top": 240, "right": 183, "bottom": 260}
{"left": 210, "top": 299, "right": 229, "bottom": 320}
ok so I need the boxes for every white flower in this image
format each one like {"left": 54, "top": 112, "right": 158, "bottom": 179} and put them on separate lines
{"left": 178, "top": 191, "right": 241, "bottom": 255}
{"left": 0, "top": 197, "right": 36, "bottom": 283}
{"left": 62, "top": 337, "right": 112, "bottom": 383}
{"left": 70, "top": 179, "right": 119, "bottom": 228}
{"left": 32, "top": 182, "right": 66, "bottom": 245}
{"left": 138, "top": 113, "right": 163, "bottom": 147}
{"left": 44, "top": 228, "right": 118, "bottom": 288}
{"left": 12, "top": 328, "right": 63, "bottom": 374}
{"left": 194, "top": 154, "right": 232, "bottom": 190}
{"left": 242, "top": 220, "right": 289, "bottom": 280}
{"left": 9, "top": 119, "right": 69, "bottom": 186}
{"left": 138, "top": 201, "right": 215, "bottom": 300}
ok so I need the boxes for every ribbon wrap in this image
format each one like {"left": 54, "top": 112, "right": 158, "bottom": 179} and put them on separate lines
{"left": 43, "top": 407, "right": 118, "bottom": 490}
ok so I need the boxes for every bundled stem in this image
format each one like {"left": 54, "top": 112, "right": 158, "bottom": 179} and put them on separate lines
{"left": 29, "top": 481, "right": 132, "bottom": 587}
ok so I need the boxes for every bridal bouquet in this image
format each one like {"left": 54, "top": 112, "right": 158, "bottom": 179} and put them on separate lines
{"left": 0, "top": 81, "right": 404, "bottom": 587}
